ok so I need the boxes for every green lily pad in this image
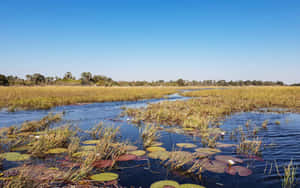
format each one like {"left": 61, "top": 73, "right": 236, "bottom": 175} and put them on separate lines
{"left": 48, "top": 167, "right": 59, "bottom": 170}
{"left": 176, "top": 143, "right": 197, "bottom": 148}
{"left": 180, "top": 184, "right": 205, "bottom": 188}
{"left": 124, "top": 145, "right": 138, "bottom": 151}
{"left": 146, "top": 146, "right": 166, "bottom": 152}
{"left": 194, "top": 148, "right": 221, "bottom": 155}
{"left": 150, "top": 180, "right": 180, "bottom": 188}
{"left": 0, "top": 152, "right": 31, "bottom": 161}
{"left": 216, "top": 143, "right": 236, "bottom": 148}
{"left": 72, "top": 151, "right": 92, "bottom": 158}
{"left": 80, "top": 145, "right": 96, "bottom": 151}
{"left": 129, "top": 150, "right": 146, "bottom": 156}
{"left": 82, "top": 140, "right": 101, "bottom": 145}
{"left": 151, "top": 142, "right": 163, "bottom": 147}
{"left": 45, "top": 148, "right": 68, "bottom": 154}
{"left": 11, "top": 145, "right": 31, "bottom": 151}
{"left": 90, "top": 172, "right": 119, "bottom": 182}
{"left": 148, "top": 151, "right": 170, "bottom": 161}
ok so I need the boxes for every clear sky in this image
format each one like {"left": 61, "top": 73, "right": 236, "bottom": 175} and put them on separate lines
{"left": 1, "top": 0, "right": 299, "bottom": 83}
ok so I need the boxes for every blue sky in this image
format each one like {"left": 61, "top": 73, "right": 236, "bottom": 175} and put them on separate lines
{"left": 0, "top": 0, "right": 299, "bottom": 83}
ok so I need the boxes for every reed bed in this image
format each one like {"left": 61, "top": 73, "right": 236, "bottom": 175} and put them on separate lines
{"left": 126, "top": 87, "right": 300, "bottom": 131}
{"left": 0, "top": 86, "right": 178, "bottom": 111}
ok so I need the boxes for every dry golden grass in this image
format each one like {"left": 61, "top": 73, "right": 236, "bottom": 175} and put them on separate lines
{"left": 0, "top": 86, "right": 179, "bottom": 111}
{"left": 126, "top": 87, "right": 300, "bottom": 130}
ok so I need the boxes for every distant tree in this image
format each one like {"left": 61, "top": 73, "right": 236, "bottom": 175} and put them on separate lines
{"left": 45, "top": 77, "right": 54, "bottom": 85}
{"left": 276, "top": 81, "right": 284, "bottom": 86}
{"left": 63, "top": 72, "right": 75, "bottom": 80}
{"left": 32, "top": 73, "right": 46, "bottom": 85}
{"left": 176, "top": 78, "right": 185, "bottom": 86}
{"left": 81, "top": 72, "right": 92, "bottom": 80}
{"left": 0, "top": 74, "right": 9, "bottom": 86}
{"left": 93, "top": 75, "right": 111, "bottom": 83}
{"left": 26, "top": 74, "right": 32, "bottom": 81}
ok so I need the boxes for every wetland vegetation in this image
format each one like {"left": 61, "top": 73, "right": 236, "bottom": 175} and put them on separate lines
{"left": 0, "top": 85, "right": 300, "bottom": 187}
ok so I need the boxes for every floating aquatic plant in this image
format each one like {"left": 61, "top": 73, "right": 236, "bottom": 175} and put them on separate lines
{"left": 176, "top": 143, "right": 197, "bottom": 148}
{"left": 225, "top": 166, "right": 252, "bottom": 176}
{"left": 179, "top": 184, "right": 205, "bottom": 188}
{"left": 0, "top": 152, "right": 31, "bottom": 161}
{"left": 11, "top": 145, "right": 31, "bottom": 152}
{"left": 148, "top": 151, "right": 170, "bottom": 161}
{"left": 129, "top": 150, "right": 146, "bottom": 156}
{"left": 194, "top": 148, "right": 221, "bottom": 156}
{"left": 82, "top": 140, "right": 101, "bottom": 145}
{"left": 80, "top": 145, "right": 96, "bottom": 151}
{"left": 150, "top": 180, "right": 180, "bottom": 188}
{"left": 45, "top": 148, "right": 68, "bottom": 154}
{"left": 123, "top": 145, "right": 138, "bottom": 151}
{"left": 146, "top": 146, "right": 166, "bottom": 152}
{"left": 215, "top": 155, "right": 243, "bottom": 164}
{"left": 90, "top": 172, "right": 119, "bottom": 182}
{"left": 93, "top": 160, "right": 114, "bottom": 168}
{"left": 117, "top": 154, "right": 138, "bottom": 161}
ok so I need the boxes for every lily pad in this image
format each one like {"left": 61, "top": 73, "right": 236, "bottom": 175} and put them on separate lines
{"left": 93, "top": 160, "right": 114, "bottom": 168}
{"left": 48, "top": 167, "right": 59, "bottom": 170}
{"left": 11, "top": 145, "right": 31, "bottom": 151}
{"left": 72, "top": 151, "right": 92, "bottom": 158}
{"left": 225, "top": 166, "right": 252, "bottom": 176}
{"left": 45, "top": 148, "right": 68, "bottom": 154}
{"left": 150, "top": 180, "right": 180, "bottom": 188}
{"left": 176, "top": 143, "right": 197, "bottom": 148}
{"left": 117, "top": 154, "right": 138, "bottom": 161}
{"left": 82, "top": 140, "right": 101, "bottom": 145}
{"left": 129, "top": 150, "right": 146, "bottom": 156}
{"left": 180, "top": 184, "right": 205, "bottom": 188}
{"left": 200, "top": 158, "right": 228, "bottom": 173}
{"left": 0, "top": 152, "right": 31, "bottom": 161}
{"left": 194, "top": 148, "right": 221, "bottom": 155}
{"left": 124, "top": 145, "right": 138, "bottom": 151}
{"left": 148, "top": 151, "right": 170, "bottom": 161}
{"left": 151, "top": 142, "right": 163, "bottom": 147}
{"left": 147, "top": 146, "right": 166, "bottom": 152}
{"left": 90, "top": 172, "right": 119, "bottom": 182}
{"left": 80, "top": 145, "right": 96, "bottom": 151}
{"left": 215, "top": 155, "right": 243, "bottom": 164}
{"left": 216, "top": 143, "right": 236, "bottom": 148}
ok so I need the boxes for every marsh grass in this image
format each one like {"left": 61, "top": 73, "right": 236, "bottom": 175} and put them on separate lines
{"left": 274, "top": 160, "right": 297, "bottom": 188}
{"left": 29, "top": 125, "right": 76, "bottom": 157}
{"left": 142, "top": 124, "right": 160, "bottom": 147}
{"left": 0, "top": 86, "right": 178, "bottom": 111}
{"left": 126, "top": 87, "right": 300, "bottom": 132}
{"left": 18, "top": 112, "right": 63, "bottom": 133}
{"left": 4, "top": 170, "right": 39, "bottom": 188}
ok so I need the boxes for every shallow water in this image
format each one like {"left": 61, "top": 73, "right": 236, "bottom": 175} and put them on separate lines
{"left": 0, "top": 92, "right": 300, "bottom": 188}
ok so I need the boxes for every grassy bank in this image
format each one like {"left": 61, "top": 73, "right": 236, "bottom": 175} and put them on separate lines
{"left": 0, "top": 86, "right": 180, "bottom": 111}
{"left": 125, "top": 87, "right": 300, "bottom": 129}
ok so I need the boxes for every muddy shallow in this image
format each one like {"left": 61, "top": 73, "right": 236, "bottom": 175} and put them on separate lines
{"left": 0, "top": 92, "right": 299, "bottom": 188}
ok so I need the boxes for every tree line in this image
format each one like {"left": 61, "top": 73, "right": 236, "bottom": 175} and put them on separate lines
{"left": 0, "top": 72, "right": 290, "bottom": 86}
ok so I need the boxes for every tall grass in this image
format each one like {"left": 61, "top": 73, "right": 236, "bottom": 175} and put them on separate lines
{"left": 126, "top": 87, "right": 300, "bottom": 130}
{"left": 0, "top": 86, "right": 178, "bottom": 111}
